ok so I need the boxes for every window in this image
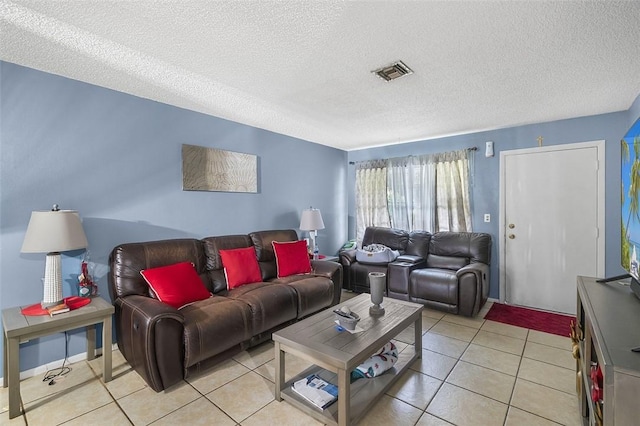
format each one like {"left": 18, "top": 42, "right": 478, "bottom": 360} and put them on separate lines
{"left": 355, "top": 149, "right": 472, "bottom": 242}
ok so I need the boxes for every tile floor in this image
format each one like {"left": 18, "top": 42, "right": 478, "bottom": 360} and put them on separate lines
{"left": 1, "top": 291, "right": 582, "bottom": 425}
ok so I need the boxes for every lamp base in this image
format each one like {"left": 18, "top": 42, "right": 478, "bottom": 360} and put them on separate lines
{"left": 41, "top": 299, "right": 64, "bottom": 309}
{"left": 42, "top": 252, "right": 63, "bottom": 309}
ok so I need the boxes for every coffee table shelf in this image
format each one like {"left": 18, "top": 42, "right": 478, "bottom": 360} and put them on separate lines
{"left": 280, "top": 349, "right": 416, "bottom": 424}
{"left": 273, "top": 293, "right": 423, "bottom": 426}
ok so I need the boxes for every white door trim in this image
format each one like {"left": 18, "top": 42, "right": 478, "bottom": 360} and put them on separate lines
{"left": 498, "top": 140, "right": 606, "bottom": 304}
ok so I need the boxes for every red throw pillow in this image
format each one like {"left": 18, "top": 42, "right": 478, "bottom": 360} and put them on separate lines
{"left": 272, "top": 240, "right": 312, "bottom": 278}
{"left": 219, "top": 247, "right": 263, "bottom": 289}
{"left": 140, "top": 261, "right": 211, "bottom": 309}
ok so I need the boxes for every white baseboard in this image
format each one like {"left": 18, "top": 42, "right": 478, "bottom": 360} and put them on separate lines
{"left": 0, "top": 343, "right": 117, "bottom": 382}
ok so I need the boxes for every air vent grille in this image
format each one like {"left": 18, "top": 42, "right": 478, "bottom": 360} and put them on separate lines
{"left": 372, "top": 61, "right": 413, "bottom": 81}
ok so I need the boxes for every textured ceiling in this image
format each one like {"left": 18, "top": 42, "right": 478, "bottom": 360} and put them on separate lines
{"left": 2, "top": 1, "right": 640, "bottom": 151}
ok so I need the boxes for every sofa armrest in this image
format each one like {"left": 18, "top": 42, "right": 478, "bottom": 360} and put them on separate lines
{"left": 338, "top": 249, "right": 356, "bottom": 291}
{"left": 311, "top": 260, "right": 343, "bottom": 306}
{"left": 395, "top": 254, "right": 425, "bottom": 264}
{"left": 114, "top": 295, "right": 185, "bottom": 392}
{"left": 456, "top": 262, "right": 489, "bottom": 281}
{"left": 456, "top": 263, "right": 490, "bottom": 316}
{"left": 339, "top": 249, "right": 357, "bottom": 266}
{"left": 388, "top": 261, "right": 425, "bottom": 300}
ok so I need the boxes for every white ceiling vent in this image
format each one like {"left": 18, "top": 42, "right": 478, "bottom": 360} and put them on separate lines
{"left": 372, "top": 61, "right": 413, "bottom": 81}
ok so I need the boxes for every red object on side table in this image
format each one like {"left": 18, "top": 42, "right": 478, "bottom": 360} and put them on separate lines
{"left": 20, "top": 296, "right": 92, "bottom": 316}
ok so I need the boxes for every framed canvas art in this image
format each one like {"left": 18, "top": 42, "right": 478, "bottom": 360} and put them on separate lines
{"left": 182, "top": 144, "right": 257, "bottom": 193}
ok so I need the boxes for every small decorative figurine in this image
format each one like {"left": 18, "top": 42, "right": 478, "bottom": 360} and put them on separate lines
{"left": 78, "top": 258, "right": 97, "bottom": 297}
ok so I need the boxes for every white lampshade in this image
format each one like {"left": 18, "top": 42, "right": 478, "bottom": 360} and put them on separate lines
{"left": 22, "top": 209, "right": 88, "bottom": 253}
{"left": 299, "top": 208, "right": 325, "bottom": 231}
{"left": 21, "top": 208, "right": 88, "bottom": 308}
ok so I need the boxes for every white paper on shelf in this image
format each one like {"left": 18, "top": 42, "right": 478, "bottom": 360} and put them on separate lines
{"left": 291, "top": 375, "right": 337, "bottom": 409}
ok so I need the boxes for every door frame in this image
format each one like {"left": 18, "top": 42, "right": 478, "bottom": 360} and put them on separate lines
{"left": 498, "top": 140, "right": 606, "bottom": 304}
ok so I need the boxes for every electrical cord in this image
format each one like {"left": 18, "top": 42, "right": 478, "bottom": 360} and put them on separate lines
{"left": 42, "top": 331, "right": 71, "bottom": 385}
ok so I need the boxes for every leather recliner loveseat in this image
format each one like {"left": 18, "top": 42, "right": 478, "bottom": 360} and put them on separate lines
{"left": 108, "top": 229, "right": 342, "bottom": 392}
{"left": 340, "top": 227, "right": 491, "bottom": 317}
{"left": 339, "top": 226, "right": 431, "bottom": 293}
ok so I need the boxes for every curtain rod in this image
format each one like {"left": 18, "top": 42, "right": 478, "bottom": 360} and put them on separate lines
{"left": 348, "top": 146, "right": 477, "bottom": 165}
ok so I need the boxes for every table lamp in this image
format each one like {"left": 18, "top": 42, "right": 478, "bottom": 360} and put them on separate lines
{"left": 21, "top": 205, "right": 88, "bottom": 308}
{"left": 299, "top": 207, "right": 325, "bottom": 259}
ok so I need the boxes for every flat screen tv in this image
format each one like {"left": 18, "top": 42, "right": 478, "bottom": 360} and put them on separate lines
{"left": 621, "top": 117, "right": 640, "bottom": 297}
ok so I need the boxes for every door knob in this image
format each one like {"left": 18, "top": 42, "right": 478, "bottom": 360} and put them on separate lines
{"left": 508, "top": 234, "right": 515, "bottom": 239}
{"left": 508, "top": 224, "right": 515, "bottom": 229}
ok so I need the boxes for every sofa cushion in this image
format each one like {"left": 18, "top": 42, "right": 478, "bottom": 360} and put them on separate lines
{"left": 410, "top": 268, "right": 458, "bottom": 305}
{"left": 181, "top": 296, "right": 253, "bottom": 368}
{"left": 110, "top": 239, "right": 208, "bottom": 299}
{"left": 271, "top": 276, "right": 334, "bottom": 318}
{"left": 349, "top": 262, "right": 388, "bottom": 293}
{"left": 406, "top": 231, "right": 431, "bottom": 258}
{"left": 429, "top": 232, "right": 492, "bottom": 264}
{"left": 249, "top": 229, "right": 298, "bottom": 280}
{"left": 426, "top": 254, "right": 469, "bottom": 270}
{"left": 219, "top": 247, "right": 262, "bottom": 289}
{"left": 272, "top": 240, "right": 312, "bottom": 277}
{"left": 225, "top": 282, "right": 298, "bottom": 334}
{"left": 202, "top": 235, "right": 255, "bottom": 294}
{"left": 140, "top": 261, "right": 211, "bottom": 309}
{"left": 361, "top": 226, "right": 409, "bottom": 252}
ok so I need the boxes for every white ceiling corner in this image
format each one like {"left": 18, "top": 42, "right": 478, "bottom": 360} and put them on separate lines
{"left": 1, "top": 1, "right": 639, "bottom": 151}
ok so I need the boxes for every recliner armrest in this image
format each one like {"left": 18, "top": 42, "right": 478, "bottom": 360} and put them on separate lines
{"left": 456, "top": 262, "right": 490, "bottom": 316}
{"left": 456, "top": 262, "right": 489, "bottom": 279}
{"left": 311, "top": 260, "right": 343, "bottom": 306}
{"left": 114, "top": 295, "right": 185, "bottom": 392}
{"left": 339, "top": 249, "right": 357, "bottom": 266}
{"left": 395, "top": 254, "right": 425, "bottom": 265}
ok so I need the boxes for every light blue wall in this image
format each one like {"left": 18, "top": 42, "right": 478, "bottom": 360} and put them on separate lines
{"left": 348, "top": 103, "right": 640, "bottom": 300}
{"left": 0, "top": 61, "right": 348, "bottom": 372}
{"left": 2, "top": 58, "right": 639, "bottom": 374}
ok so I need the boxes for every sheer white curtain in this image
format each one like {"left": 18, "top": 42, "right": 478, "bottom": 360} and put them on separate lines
{"left": 410, "top": 155, "right": 437, "bottom": 231}
{"left": 354, "top": 149, "right": 472, "bottom": 242}
{"left": 355, "top": 161, "right": 390, "bottom": 242}
{"left": 387, "top": 157, "right": 411, "bottom": 231}
{"left": 387, "top": 156, "right": 437, "bottom": 232}
{"left": 386, "top": 149, "right": 472, "bottom": 233}
{"left": 434, "top": 150, "right": 472, "bottom": 231}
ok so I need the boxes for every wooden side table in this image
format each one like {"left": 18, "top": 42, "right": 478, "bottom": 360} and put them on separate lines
{"left": 2, "top": 296, "right": 114, "bottom": 419}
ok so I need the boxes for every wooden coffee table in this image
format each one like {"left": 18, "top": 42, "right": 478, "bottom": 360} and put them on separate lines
{"left": 273, "top": 293, "right": 423, "bottom": 426}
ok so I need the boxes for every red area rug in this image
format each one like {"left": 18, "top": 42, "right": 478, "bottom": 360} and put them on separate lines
{"left": 484, "top": 303, "right": 575, "bottom": 337}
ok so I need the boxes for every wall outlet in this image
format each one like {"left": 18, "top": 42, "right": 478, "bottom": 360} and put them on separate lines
{"left": 484, "top": 214, "right": 491, "bottom": 223}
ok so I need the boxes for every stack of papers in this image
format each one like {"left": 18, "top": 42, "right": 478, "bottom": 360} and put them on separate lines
{"left": 291, "top": 374, "right": 338, "bottom": 410}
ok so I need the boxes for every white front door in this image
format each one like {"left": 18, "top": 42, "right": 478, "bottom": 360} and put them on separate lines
{"left": 500, "top": 141, "right": 605, "bottom": 314}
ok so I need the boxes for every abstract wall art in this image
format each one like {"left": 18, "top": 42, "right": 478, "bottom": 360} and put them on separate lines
{"left": 182, "top": 144, "right": 258, "bottom": 193}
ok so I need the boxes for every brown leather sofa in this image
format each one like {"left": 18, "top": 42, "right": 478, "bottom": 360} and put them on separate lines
{"left": 108, "top": 229, "right": 342, "bottom": 392}
{"left": 341, "top": 227, "right": 491, "bottom": 317}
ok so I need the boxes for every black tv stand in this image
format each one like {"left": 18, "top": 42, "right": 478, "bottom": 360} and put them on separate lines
{"left": 596, "top": 274, "right": 631, "bottom": 283}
